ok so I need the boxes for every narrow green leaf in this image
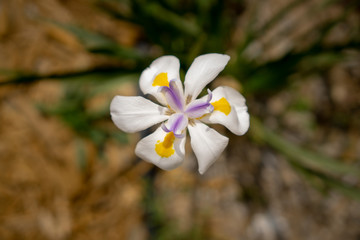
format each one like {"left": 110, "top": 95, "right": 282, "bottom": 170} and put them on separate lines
{"left": 52, "top": 22, "right": 143, "bottom": 60}
{"left": 141, "top": 2, "right": 200, "bottom": 37}
{"left": 250, "top": 116, "right": 360, "bottom": 177}
{"left": 292, "top": 161, "right": 360, "bottom": 201}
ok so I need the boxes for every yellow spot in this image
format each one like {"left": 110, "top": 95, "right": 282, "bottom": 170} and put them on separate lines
{"left": 211, "top": 97, "right": 231, "bottom": 115}
{"left": 155, "top": 132, "right": 175, "bottom": 158}
{"left": 152, "top": 72, "right": 169, "bottom": 87}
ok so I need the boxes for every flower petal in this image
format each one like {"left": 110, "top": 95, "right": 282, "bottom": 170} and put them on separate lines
{"left": 139, "top": 56, "right": 182, "bottom": 105}
{"left": 188, "top": 121, "right": 229, "bottom": 174}
{"left": 185, "top": 98, "right": 214, "bottom": 118}
{"left": 185, "top": 89, "right": 214, "bottom": 118}
{"left": 162, "top": 113, "right": 188, "bottom": 137}
{"left": 201, "top": 86, "right": 249, "bottom": 135}
{"left": 135, "top": 127, "right": 186, "bottom": 170}
{"left": 110, "top": 96, "right": 169, "bottom": 133}
{"left": 184, "top": 53, "right": 230, "bottom": 101}
{"left": 160, "top": 80, "right": 185, "bottom": 112}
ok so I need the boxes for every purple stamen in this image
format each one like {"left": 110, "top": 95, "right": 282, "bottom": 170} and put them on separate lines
{"left": 186, "top": 102, "right": 212, "bottom": 113}
{"left": 161, "top": 123, "right": 171, "bottom": 133}
{"left": 162, "top": 113, "right": 188, "bottom": 138}
{"left": 173, "top": 132, "right": 185, "bottom": 138}
{"left": 160, "top": 80, "right": 184, "bottom": 112}
{"left": 185, "top": 89, "right": 214, "bottom": 118}
{"left": 172, "top": 114, "right": 184, "bottom": 131}
{"left": 206, "top": 89, "right": 213, "bottom": 102}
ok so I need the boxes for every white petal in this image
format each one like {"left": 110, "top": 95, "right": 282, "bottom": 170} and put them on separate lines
{"left": 201, "top": 86, "right": 250, "bottom": 135}
{"left": 135, "top": 127, "right": 186, "bottom": 170}
{"left": 188, "top": 121, "right": 229, "bottom": 174}
{"left": 184, "top": 54, "right": 230, "bottom": 101}
{"left": 110, "top": 96, "right": 169, "bottom": 133}
{"left": 139, "top": 56, "right": 182, "bottom": 105}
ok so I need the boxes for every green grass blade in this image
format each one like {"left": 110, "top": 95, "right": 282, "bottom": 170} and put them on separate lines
{"left": 52, "top": 22, "right": 143, "bottom": 60}
{"left": 250, "top": 116, "right": 360, "bottom": 177}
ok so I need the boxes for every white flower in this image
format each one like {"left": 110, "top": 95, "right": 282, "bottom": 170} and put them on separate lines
{"left": 110, "top": 53, "right": 249, "bottom": 174}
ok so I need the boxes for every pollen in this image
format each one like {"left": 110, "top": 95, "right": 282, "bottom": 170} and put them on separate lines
{"left": 152, "top": 72, "right": 169, "bottom": 87}
{"left": 211, "top": 97, "right": 231, "bottom": 115}
{"left": 155, "top": 132, "right": 175, "bottom": 158}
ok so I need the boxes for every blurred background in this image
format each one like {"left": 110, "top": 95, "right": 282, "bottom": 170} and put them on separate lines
{"left": 0, "top": 0, "right": 360, "bottom": 239}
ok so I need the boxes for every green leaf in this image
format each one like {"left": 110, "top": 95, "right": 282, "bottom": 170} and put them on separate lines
{"left": 52, "top": 22, "right": 143, "bottom": 60}
{"left": 142, "top": 2, "right": 200, "bottom": 36}
{"left": 292, "top": 161, "right": 360, "bottom": 201}
{"left": 250, "top": 116, "right": 360, "bottom": 177}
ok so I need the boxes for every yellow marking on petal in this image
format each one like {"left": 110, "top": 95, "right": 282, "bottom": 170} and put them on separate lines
{"left": 152, "top": 72, "right": 169, "bottom": 87}
{"left": 196, "top": 114, "right": 208, "bottom": 120}
{"left": 211, "top": 97, "right": 231, "bottom": 115}
{"left": 155, "top": 132, "right": 175, "bottom": 158}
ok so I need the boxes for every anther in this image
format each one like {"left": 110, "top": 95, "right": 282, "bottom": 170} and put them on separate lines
{"left": 186, "top": 95, "right": 192, "bottom": 105}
